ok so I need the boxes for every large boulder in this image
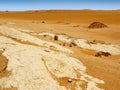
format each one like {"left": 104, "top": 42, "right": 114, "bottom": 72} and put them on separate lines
{"left": 88, "top": 22, "right": 108, "bottom": 29}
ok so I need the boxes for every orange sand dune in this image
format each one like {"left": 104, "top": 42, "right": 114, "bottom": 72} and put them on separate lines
{"left": 0, "top": 10, "right": 120, "bottom": 24}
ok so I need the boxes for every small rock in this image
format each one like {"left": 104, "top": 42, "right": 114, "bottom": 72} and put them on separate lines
{"left": 42, "top": 21, "right": 45, "bottom": 23}
{"left": 95, "top": 51, "right": 111, "bottom": 57}
{"left": 69, "top": 44, "right": 72, "bottom": 47}
{"left": 71, "top": 42, "right": 77, "bottom": 46}
{"left": 68, "top": 79, "right": 72, "bottom": 83}
{"left": 43, "top": 35, "right": 47, "bottom": 37}
{"left": 63, "top": 43, "right": 66, "bottom": 46}
{"left": 54, "top": 35, "right": 58, "bottom": 40}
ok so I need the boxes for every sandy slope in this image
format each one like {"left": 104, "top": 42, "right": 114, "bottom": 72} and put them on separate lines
{"left": 0, "top": 10, "right": 120, "bottom": 90}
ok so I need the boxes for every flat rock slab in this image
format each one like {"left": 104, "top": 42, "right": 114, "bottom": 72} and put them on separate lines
{"left": 0, "top": 51, "right": 8, "bottom": 73}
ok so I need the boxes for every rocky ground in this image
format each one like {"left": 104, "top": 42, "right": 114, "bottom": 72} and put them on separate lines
{"left": 0, "top": 10, "right": 120, "bottom": 90}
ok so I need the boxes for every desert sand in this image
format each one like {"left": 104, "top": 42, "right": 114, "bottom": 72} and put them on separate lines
{"left": 0, "top": 10, "right": 120, "bottom": 90}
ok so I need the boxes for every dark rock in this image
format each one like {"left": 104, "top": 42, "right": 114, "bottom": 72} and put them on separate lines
{"left": 71, "top": 42, "right": 77, "bottom": 46}
{"left": 87, "top": 40, "right": 105, "bottom": 44}
{"left": 54, "top": 35, "right": 58, "bottom": 40}
{"left": 68, "top": 79, "right": 72, "bottom": 83}
{"left": 63, "top": 43, "right": 66, "bottom": 46}
{"left": 42, "top": 21, "right": 45, "bottom": 23}
{"left": 95, "top": 51, "right": 111, "bottom": 57}
{"left": 69, "top": 44, "right": 72, "bottom": 47}
{"left": 88, "top": 22, "right": 108, "bottom": 29}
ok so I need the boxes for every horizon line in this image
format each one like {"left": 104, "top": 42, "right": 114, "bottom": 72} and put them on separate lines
{"left": 0, "top": 9, "right": 120, "bottom": 12}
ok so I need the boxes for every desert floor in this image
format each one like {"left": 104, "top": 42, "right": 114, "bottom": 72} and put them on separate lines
{"left": 0, "top": 10, "right": 120, "bottom": 90}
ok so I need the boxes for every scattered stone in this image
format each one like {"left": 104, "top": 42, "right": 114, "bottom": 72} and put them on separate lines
{"left": 44, "top": 50, "right": 50, "bottom": 52}
{"left": 57, "top": 21, "right": 63, "bottom": 23}
{"left": 88, "top": 22, "right": 108, "bottom": 29}
{"left": 43, "top": 35, "right": 47, "bottom": 37}
{"left": 63, "top": 43, "right": 66, "bottom": 46}
{"left": 71, "top": 42, "right": 77, "bottom": 46}
{"left": 0, "top": 52, "right": 8, "bottom": 73}
{"left": 68, "top": 79, "right": 72, "bottom": 83}
{"left": 95, "top": 51, "right": 111, "bottom": 57}
{"left": 69, "top": 44, "right": 72, "bottom": 47}
{"left": 73, "top": 25, "right": 80, "bottom": 27}
{"left": 0, "top": 66, "right": 7, "bottom": 73}
{"left": 32, "top": 21, "right": 35, "bottom": 23}
{"left": 54, "top": 35, "right": 58, "bottom": 40}
{"left": 118, "top": 59, "right": 120, "bottom": 64}
{"left": 0, "top": 26, "right": 105, "bottom": 90}
{"left": 87, "top": 40, "right": 105, "bottom": 44}
{"left": 65, "top": 23, "right": 70, "bottom": 25}
{"left": 42, "top": 21, "right": 45, "bottom": 23}
{"left": 118, "top": 62, "right": 120, "bottom": 64}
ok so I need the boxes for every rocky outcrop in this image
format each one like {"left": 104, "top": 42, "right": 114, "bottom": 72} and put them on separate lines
{"left": 88, "top": 22, "right": 108, "bottom": 29}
